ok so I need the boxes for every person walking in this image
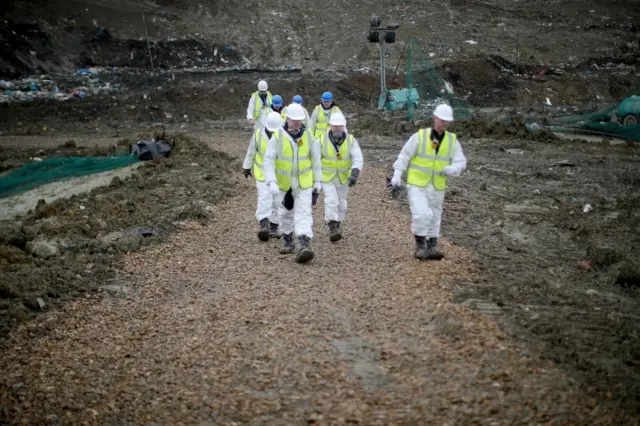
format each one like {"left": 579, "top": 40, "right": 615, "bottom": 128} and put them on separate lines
{"left": 316, "top": 111, "right": 363, "bottom": 241}
{"left": 390, "top": 104, "right": 467, "bottom": 260}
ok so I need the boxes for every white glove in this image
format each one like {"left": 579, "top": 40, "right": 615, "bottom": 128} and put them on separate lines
{"left": 442, "top": 165, "right": 455, "bottom": 177}
{"left": 268, "top": 181, "right": 280, "bottom": 195}
{"left": 390, "top": 169, "right": 403, "bottom": 187}
{"left": 313, "top": 182, "right": 322, "bottom": 192}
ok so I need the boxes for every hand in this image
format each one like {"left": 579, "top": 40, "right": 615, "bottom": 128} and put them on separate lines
{"left": 390, "top": 169, "right": 402, "bottom": 187}
{"left": 348, "top": 168, "right": 359, "bottom": 187}
{"left": 313, "top": 182, "right": 322, "bottom": 192}
{"left": 268, "top": 181, "right": 280, "bottom": 195}
{"left": 249, "top": 119, "right": 255, "bottom": 126}
{"left": 243, "top": 168, "right": 252, "bottom": 179}
{"left": 442, "top": 165, "right": 455, "bottom": 177}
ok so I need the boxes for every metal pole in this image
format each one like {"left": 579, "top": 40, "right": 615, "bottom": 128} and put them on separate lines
{"left": 379, "top": 40, "right": 386, "bottom": 109}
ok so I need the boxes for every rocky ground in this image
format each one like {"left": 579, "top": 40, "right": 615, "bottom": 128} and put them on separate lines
{"left": 0, "top": 0, "right": 639, "bottom": 423}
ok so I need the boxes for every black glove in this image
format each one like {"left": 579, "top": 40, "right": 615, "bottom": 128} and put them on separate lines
{"left": 312, "top": 189, "right": 319, "bottom": 206}
{"left": 243, "top": 168, "right": 252, "bottom": 179}
{"left": 282, "top": 188, "right": 294, "bottom": 210}
{"left": 391, "top": 185, "right": 402, "bottom": 200}
{"left": 348, "top": 168, "right": 360, "bottom": 187}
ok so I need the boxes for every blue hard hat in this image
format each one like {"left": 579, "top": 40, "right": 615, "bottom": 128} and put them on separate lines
{"left": 321, "top": 91, "right": 333, "bottom": 102}
{"left": 271, "top": 95, "right": 283, "bottom": 107}
{"left": 293, "top": 95, "right": 303, "bottom": 104}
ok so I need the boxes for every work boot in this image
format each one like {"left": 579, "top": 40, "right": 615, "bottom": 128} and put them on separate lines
{"left": 295, "top": 235, "right": 315, "bottom": 263}
{"left": 328, "top": 220, "right": 343, "bottom": 242}
{"left": 269, "top": 222, "right": 281, "bottom": 239}
{"left": 426, "top": 237, "right": 445, "bottom": 260}
{"left": 258, "top": 218, "right": 270, "bottom": 242}
{"left": 414, "top": 235, "right": 429, "bottom": 260}
{"left": 279, "top": 233, "right": 295, "bottom": 254}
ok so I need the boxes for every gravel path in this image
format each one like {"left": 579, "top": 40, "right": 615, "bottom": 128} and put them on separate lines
{"left": 0, "top": 159, "right": 621, "bottom": 424}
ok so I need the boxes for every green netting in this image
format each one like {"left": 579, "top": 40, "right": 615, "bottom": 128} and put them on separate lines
{"left": 0, "top": 154, "right": 140, "bottom": 199}
{"left": 546, "top": 92, "right": 640, "bottom": 142}
{"left": 405, "top": 39, "right": 472, "bottom": 121}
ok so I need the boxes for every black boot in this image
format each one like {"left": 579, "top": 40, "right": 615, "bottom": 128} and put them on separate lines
{"left": 258, "top": 218, "right": 270, "bottom": 242}
{"left": 269, "top": 222, "right": 281, "bottom": 239}
{"left": 414, "top": 235, "right": 429, "bottom": 259}
{"left": 426, "top": 237, "right": 445, "bottom": 260}
{"left": 279, "top": 233, "right": 295, "bottom": 254}
{"left": 295, "top": 235, "right": 315, "bottom": 263}
{"left": 328, "top": 220, "right": 343, "bottom": 242}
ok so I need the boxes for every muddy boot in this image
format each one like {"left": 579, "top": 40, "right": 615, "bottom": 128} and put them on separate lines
{"left": 328, "top": 220, "right": 343, "bottom": 242}
{"left": 295, "top": 235, "right": 315, "bottom": 263}
{"left": 414, "top": 235, "right": 429, "bottom": 260}
{"left": 426, "top": 237, "right": 445, "bottom": 260}
{"left": 258, "top": 218, "right": 270, "bottom": 242}
{"left": 269, "top": 222, "right": 281, "bottom": 239}
{"left": 279, "top": 233, "right": 295, "bottom": 254}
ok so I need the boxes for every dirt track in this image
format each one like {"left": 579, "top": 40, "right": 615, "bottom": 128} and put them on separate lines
{"left": 1, "top": 162, "right": 634, "bottom": 424}
{"left": 0, "top": 130, "right": 638, "bottom": 423}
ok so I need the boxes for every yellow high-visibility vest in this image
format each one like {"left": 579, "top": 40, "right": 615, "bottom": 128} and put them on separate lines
{"left": 273, "top": 129, "right": 314, "bottom": 190}
{"left": 406, "top": 128, "right": 456, "bottom": 190}
{"left": 252, "top": 129, "right": 270, "bottom": 182}
{"left": 313, "top": 105, "right": 341, "bottom": 138}
{"left": 252, "top": 91, "right": 273, "bottom": 120}
{"left": 320, "top": 133, "right": 354, "bottom": 184}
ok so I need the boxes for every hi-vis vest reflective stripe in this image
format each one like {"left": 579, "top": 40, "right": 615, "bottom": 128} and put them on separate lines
{"left": 252, "top": 129, "right": 270, "bottom": 182}
{"left": 406, "top": 128, "right": 456, "bottom": 190}
{"left": 252, "top": 91, "right": 273, "bottom": 120}
{"left": 320, "top": 133, "right": 354, "bottom": 184}
{"left": 274, "top": 129, "right": 314, "bottom": 191}
{"left": 314, "top": 105, "right": 341, "bottom": 136}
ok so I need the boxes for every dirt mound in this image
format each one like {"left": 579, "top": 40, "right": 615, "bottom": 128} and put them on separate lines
{"left": 0, "top": 133, "right": 238, "bottom": 339}
{"left": 351, "top": 112, "right": 559, "bottom": 142}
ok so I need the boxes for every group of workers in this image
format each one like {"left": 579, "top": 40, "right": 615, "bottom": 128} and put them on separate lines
{"left": 243, "top": 79, "right": 467, "bottom": 264}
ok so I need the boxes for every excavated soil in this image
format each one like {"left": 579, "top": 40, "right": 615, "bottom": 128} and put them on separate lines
{"left": 0, "top": 134, "right": 239, "bottom": 337}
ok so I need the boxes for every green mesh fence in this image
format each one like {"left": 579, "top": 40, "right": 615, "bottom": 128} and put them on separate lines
{"left": 406, "top": 39, "right": 472, "bottom": 121}
{"left": 542, "top": 91, "right": 640, "bottom": 142}
{"left": 0, "top": 154, "right": 140, "bottom": 199}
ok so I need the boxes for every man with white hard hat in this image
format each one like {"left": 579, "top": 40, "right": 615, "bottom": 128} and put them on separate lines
{"left": 246, "top": 80, "right": 273, "bottom": 131}
{"left": 263, "top": 103, "right": 322, "bottom": 264}
{"left": 390, "top": 103, "right": 467, "bottom": 260}
{"left": 243, "top": 111, "right": 284, "bottom": 241}
{"left": 315, "top": 111, "right": 363, "bottom": 242}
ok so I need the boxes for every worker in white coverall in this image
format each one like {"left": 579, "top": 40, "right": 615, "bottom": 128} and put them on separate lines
{"left": 315, "top": 111, "right": 364, "bottom": 242}
{"left": 390, "top": 104, "right": 467, "bottom": 260}
{"left": 246, "top": 80, "right": 273, "bottom": 131}
{"left": 263, "top": 103, "right": 322, "bottom": 264}
{"left": 243, "top": 111, "right": 283, "bottom": 241}
{"left": 309, "top": 91, "right": 342, "bottom": 140}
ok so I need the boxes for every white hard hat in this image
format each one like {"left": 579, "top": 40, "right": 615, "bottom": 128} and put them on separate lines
{"left": 329, "top": 111, "right": 346, "bottom": 126}
{"left": 257, "top": 80, "right": 268, "bottom": 91}
{"left": 433, "top": 104, "right": 454, "bottom": 121}
{"left": 285, "top": 103, "right": 306, "bottom": 120}
{"left": 266, "top": 111, "right": 282, "bottom": 131}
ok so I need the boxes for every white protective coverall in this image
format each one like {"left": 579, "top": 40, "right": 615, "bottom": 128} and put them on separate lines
{"left": 316, "top": 132, "right": 364, "bottom": 223}
{"left": 263, "top": 128, "right": 322, "bottom": 238}
{"left": 392, "top": 130, "right": 467, "bottom": 238}
{"left": 242, "top": 129, "right": 280, "bottom": 224}
{"left": 247, "top": 93, "right": 272, "bottom": 131}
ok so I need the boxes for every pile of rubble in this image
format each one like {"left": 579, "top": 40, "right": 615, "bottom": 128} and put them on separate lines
{"left": 0, "top": 67, "right": 119, "bottom": 104}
